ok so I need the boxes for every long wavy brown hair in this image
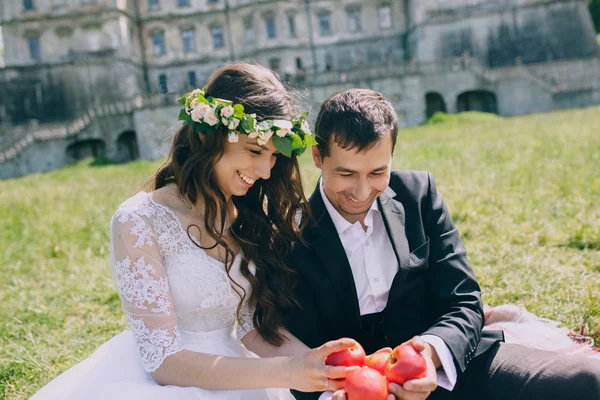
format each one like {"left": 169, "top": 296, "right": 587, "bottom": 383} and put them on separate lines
{"left": 149, "top": 63, "right": 307, "bottom": 345}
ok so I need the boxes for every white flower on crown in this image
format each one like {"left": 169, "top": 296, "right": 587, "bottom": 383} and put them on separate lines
{"left": 228, "top": 131, "right": 239, "bottom": 143}
{"left": 190, "top": 89, "right": 202, "bottom": 98}
{"left": 221, "top": 105, "right": 234, "bottom": 118}
{"left": 257, "top": 130, "right": 273, "bottom": 146}
{"left": 228, "top": 118, "right": 240, "bottom": 130}
{"left": 273, "top": 120, "right": 293, "bottom": 137}
{"left": 190, "top": 108, "right": 203, "bottom": 122}
{"left": 190, "top": 98, "right": 199, "bottom": 109}
{"left": 273, "top": 120, "right": 293, "bottom": 130}
{"left": 301, "top": 120, "right": 311, "bottom": 135}
{"left": 222, "top": 117, "right": 229, "bottom": 125}
{"left": 275, "top": 128, "right": 291, "bottom": 138}
{"left": 196, "top": 103, "right": 211, "bottom": 114}
{"left": 248, "top": 131, "right": 259, "bottom": 139}
{"left": 203, "top": 107, "right": 219, "bottom": 126}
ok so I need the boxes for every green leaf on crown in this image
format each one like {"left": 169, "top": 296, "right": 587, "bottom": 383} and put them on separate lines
{"left": 178, "top": 109, "right": 188, "bottom": 121}
{"left": 198, "top": 123, "right": 218, "bottom": 135}
{"left": 183, "top": 116, "right": 194, "bottom": 127}
{"left": 272, "top": 136, "right": 293, "bottom": 157}
{"left": 241, "top": 114, "right": 255, "bottom": 132}
{"left": 178, "top": 95, "right": 187, "bottom": 106}
{"left": 233, "top": 104, "right": 245, "bottom": 119}
{"left": 257, "top": 120, "right": 273, "bottom": 131}
{"left": 303, "top": 134, "right": 318, "bottom": 147}
{"left": 197, "top": 94, "right": 210, "bottom": 105}
{"left": 290, "top": 134, "right": 304, "bottom": 152}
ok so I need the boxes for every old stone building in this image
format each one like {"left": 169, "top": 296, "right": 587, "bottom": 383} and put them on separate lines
{"left": 0, "top": 0, "right": 599, "bottom": 178}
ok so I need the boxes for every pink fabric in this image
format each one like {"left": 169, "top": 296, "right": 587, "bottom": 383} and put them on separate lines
{"left": 483, "top": 304, "right": 600, "bottom": 360}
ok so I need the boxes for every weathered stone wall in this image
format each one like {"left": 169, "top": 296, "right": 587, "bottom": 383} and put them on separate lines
{"left": 0, "top": 61, "right": 144, "bottom": 126}
{"left": 412, "top": 0, "right": 599, "bottom": 67}
{"left": 1, "top": 0, "right": 600, "bottom": 179}
{"left": 133, "top": 104, "right": 180, "bottom": 160}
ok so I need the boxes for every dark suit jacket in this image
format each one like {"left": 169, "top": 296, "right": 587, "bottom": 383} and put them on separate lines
{"left": 285, "top": 170, "right": 503, "bottom": 399}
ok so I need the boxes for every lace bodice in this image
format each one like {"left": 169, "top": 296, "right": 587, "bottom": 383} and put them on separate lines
{"left": 110, "top": 192, "right": 256, "bottom": 373}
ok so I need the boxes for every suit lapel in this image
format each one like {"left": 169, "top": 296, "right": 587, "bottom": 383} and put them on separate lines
{"left": 379, "top": 191, "right": 412, "bottom": 304}
{"left": 308, "top": 183, "right": 362, "bottom": 327}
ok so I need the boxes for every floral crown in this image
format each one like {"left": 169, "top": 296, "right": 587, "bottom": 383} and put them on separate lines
{"left": 177, "top": 87, "right": 316, "bottom": 157}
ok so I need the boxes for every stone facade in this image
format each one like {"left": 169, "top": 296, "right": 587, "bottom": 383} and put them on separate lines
{"left": 0, "top": 0, "right": 599, "bottom": 179}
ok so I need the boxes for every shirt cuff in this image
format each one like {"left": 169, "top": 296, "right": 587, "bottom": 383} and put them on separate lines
{"left": 421, "top": 334, "right": 458, "bottom": 391}
{"left": 318, "top": 391, "right": 334, "bottom": 400}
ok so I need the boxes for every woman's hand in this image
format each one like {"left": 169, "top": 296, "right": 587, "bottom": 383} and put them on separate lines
{"left": 285, "top": 338, "right": 360, "bottom": 393}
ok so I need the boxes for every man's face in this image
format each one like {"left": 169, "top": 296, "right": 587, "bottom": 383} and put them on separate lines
{"left": 313, "top": 134, "right": 393, "bottom": 224}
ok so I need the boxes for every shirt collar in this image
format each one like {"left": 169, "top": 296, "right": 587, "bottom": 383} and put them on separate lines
{"left": 319, "top": 178, "right": 390, "bottom": 236}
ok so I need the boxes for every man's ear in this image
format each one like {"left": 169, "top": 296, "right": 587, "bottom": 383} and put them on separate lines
{"left": 312, "top": 146, "right": 322, "bottom": 169}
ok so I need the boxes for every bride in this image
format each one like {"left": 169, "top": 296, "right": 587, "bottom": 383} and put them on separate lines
{"left": 31, "top": 63, "right": 357, "bottom": 400}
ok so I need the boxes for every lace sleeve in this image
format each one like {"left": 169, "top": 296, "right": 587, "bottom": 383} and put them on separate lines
{"left": 110, "top": 209, "right": 183, "bottom": 373}
{"left": 236, "top": 298, "right": 255, "bottom": 341}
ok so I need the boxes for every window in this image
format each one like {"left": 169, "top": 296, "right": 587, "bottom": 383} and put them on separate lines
{"left": 268, "top": 58, "right": 281, "bottom": 74}
{"left": 151, "top": 32, "right": 165, "bottom": 55}
{"left": 23, "top": 0, "right": 35, "bottom": 11}
{"left": 159, "top": 74, "right": 168, "bottom": 93}
{"left": 378, "top": 5, "right": 392, "bottom": 29}
{"left": 207, "top": 0, "right": 219, "bottom": 4}
{"left": 288, "top": 15, "right": 296, "bottom": 37}
{"left": 347, "top": 8, "right": 362, "bottom": 33}
{"left": 211, "top": 26, "right": 224, "bottom": 49}
{"left": 244, "top": 17, "right": 255, "bottom": 44}
{"left": 265, "top": 15, "right": 276, "bottom": 39}
{"left": 318, "top": 12, "right": 331, "bottom": 36}
{"left": 177, "top": 0, "right": 190, "bottom": 7}
{"left": 188, "top": 71, "right": 197, "bottom": 88}
{"left": 325, "top": 53, "right": 334, "bottom": 71}
{"left": 182, "top": 29, "right": 195, "bottom": 52}
{"left": 28, "top": 37, "right": 41, "bottom": 61}
{"left": 296, "top": 57, "right": 303, "bottom": 70}
{"left": 148, "top": 0, "right": 160, "bottom": 10}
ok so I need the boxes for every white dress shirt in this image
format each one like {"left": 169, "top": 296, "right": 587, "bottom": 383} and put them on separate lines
{"left": 317, "top": 180, "right": 457, "bottom": 399}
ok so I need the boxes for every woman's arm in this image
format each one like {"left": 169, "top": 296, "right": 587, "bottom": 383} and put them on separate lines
{"left": 242, "top": 328, "right": 311, "bottom": 358}
{"left": 152, "top": 338, "right": 354, "bottom": 392}
{"left": 110, "top": 209, "right": 353, "bottom": 392}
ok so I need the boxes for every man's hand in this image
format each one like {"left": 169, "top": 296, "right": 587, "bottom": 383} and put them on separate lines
{"left": 387, "top": 337, "right": 438, "bottom": 400}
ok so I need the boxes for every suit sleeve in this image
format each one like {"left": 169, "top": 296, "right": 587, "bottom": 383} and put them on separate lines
{"left": 421, "top": 172, "right": 484, "bottom": 373}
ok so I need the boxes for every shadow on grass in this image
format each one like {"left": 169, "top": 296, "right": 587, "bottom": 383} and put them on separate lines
{"left": 562, "top": 238, "right": 600, "bottom": 251}
{"left": 88, "top": 157, "right": 125, "bottom": 168}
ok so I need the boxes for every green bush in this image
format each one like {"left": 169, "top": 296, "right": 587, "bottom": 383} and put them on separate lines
{"left": 425, "top": 111, "right": 502, "bottom": 125}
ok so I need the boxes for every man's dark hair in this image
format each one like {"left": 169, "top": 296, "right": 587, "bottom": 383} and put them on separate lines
{"left": 314, "top": 88, "right": 398, "bottom": 157}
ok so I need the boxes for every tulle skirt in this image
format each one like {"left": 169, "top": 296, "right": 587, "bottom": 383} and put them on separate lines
{"left": 31, "top": 327, "right": 294, "bottom": 400}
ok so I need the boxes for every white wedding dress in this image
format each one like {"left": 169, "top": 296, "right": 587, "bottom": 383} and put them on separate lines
{"left": 31, "top": 191, "right": 294, "bottom": 400}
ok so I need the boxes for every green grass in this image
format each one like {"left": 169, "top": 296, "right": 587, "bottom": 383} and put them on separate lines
{"left": 1, "top": 106, "right": 600, "bottom": 398}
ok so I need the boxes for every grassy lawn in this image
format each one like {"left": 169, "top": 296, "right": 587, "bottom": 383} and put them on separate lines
{"left": 1, "top": 106, "right": 599, "bottom": 399}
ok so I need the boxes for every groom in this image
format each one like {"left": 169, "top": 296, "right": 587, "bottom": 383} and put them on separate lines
{"left": 284, "top": 89, "right": 600, "bottom": 400}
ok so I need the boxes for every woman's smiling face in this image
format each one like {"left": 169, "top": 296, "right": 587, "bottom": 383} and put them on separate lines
{"left": 213, "top": 133, "right": 280, "bottom": 199}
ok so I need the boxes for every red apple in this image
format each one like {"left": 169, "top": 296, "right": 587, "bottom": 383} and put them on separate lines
{"left": 384, "top": 344, "right": 427, "bottom": 385}
{"left": 325, "top": 341, "right": 366, "bottom": 367}
{"left": 345, "top": 367, "right": 388, "bottom": 400}
{"left": 365, "top": 347, "right": 392, "bottom": 375}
